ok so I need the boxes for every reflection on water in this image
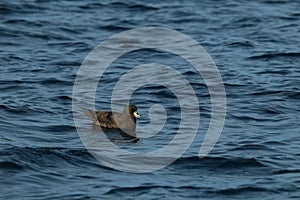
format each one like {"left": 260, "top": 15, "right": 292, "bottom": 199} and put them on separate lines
{"left": 92, "top": 124, "right": 141, "bottom": 144}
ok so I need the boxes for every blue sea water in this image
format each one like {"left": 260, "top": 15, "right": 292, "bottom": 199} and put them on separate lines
{"left": 0, "top": 0, "right": 300, "bottom": 199}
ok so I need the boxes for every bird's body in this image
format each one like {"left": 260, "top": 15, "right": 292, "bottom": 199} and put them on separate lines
{"left": 84, "top": 105, "right": 140, "bottom": 134}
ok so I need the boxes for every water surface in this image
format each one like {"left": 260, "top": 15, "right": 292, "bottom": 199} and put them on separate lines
{"left": 0, "top": 0, "right": 299, "bottom": 199}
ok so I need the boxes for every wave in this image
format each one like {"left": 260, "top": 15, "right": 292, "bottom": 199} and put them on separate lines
{"left": 4, "top": 19, "right": 43, "bottom": 27}
{"left": 0, "top": 146, "right": 110, "bottom": 171}
{"left": 212, "top": 186, "right": 270, "bottom": 195}
{"left": 256, "top": 69, "right": 291, "bottom": 75}
{"left": 228, "top": 41, "right": 254, "bottom": 48}
{"left": 228, "top": 144, "right": 277, "bottom": 152}
{"left": 78, "top": 2, "right": 159, "bottom": 11}
{"left": 0, "top": 161, "right": 24, "bottom": 170}
{"left": 174, "top": 156, "right": 269, "bottom": 169}
{"left": 1, "top": 146, "right": 273, "bottom": 173}
{"left": 104, "top": 185, "right": 200, "bottom": 196}
{"left": 262, "top": 0, "right": 289, "bottom": 4}
{"left": 249, "top": 52, "right": 300, "bottom": 59}
{"left": 0, "top": 3, "right": 22, "bottom": 14}
{"left": 273, "top": 169, "right": 300, "bottom": 175}
{"left": 40, "top": 78, "right": 73, "bottom": 86}
{"left": 101, "top": 25, "right": 129, "bottom": 31}
{"left": 108, "top": 2, "right": 159, "bottom": 10}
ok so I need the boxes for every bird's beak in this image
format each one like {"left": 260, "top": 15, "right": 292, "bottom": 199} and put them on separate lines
{"left": 134, "top": 111, "right": 141, "bottom": 118}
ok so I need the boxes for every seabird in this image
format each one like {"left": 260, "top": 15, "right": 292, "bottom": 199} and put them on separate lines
{"left": 84, "top": 105, "right": 140, "bottom": 134}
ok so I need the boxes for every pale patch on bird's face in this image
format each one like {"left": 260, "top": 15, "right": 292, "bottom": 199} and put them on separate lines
{"left": 133, "top": 111, "right": 141, "bottom": 118}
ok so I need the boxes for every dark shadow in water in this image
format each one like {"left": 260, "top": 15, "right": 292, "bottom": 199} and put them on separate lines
{"left": 92, "top": 124, "right": 140, "bottom": 144}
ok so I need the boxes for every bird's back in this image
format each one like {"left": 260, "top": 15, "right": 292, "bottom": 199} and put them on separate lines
{"left": 84, "top": 109, "right": 121, "bottom": 128}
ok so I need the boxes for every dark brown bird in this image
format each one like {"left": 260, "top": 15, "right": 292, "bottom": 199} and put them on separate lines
{"left": 84, "top": 105, "right": 140, "bottom": 133}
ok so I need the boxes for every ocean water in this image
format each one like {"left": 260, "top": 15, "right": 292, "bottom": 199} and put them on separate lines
{"left": 1, "top": 0, "right": 300, "bottom": 199}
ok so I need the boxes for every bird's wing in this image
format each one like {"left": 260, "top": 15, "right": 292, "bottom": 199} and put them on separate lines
{"left": 95, "top": 111, "right": 121, "bottom": 128}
